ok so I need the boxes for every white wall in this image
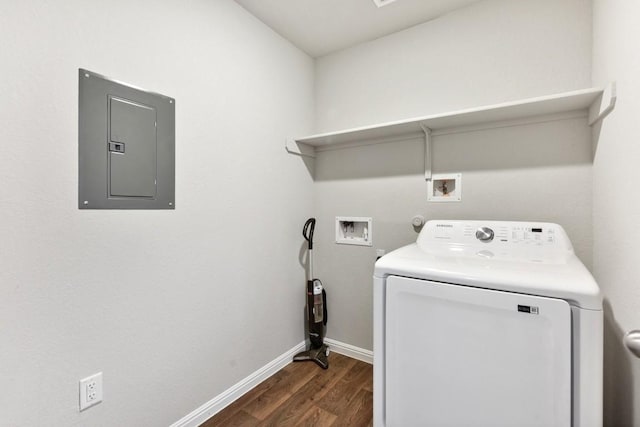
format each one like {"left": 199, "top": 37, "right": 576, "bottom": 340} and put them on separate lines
{"left": 592, "top": 1, "right": 640, "bottom": 425}
{"left": 0, "top": 1, "right": 314, "bottom": 426}
{"left": 316, "top": 0, "right": 592, "bottom": 131}
{"left": 313, "top": 0, "right": 593, "bottom": 351}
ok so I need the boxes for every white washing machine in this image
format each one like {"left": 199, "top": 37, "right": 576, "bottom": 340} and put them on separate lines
{"left": 373, "top": 220, "right": 602, "bottom": 427}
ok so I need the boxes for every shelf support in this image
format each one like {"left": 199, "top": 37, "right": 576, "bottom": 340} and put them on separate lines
{"left": 420, "top": 124, "right": 433, "bottom": 182}
{"left": 589, "top": 81, "right": 617, "bottom": 126}
{"left": 285, "top": 138, "right": 316, "bottom": 158}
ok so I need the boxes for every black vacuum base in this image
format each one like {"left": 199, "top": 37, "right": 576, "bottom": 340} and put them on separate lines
{"left": 293, "top": 344, "right": 330, "bottom": 369}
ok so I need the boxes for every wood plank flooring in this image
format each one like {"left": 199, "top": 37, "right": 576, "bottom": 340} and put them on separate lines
{"left": 202, "top": 353, "right": 373, "bottom": 427}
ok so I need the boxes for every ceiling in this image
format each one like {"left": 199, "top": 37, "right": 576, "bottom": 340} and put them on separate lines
{"left": 234, "top": 0, "right": 483, "bottom": 57}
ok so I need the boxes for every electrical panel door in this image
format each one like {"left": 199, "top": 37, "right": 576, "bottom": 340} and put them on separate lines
{"left": 79, "top": 69, "right": 175, "bottom": 209}
{"left": 108, "top": 97, "right": 157, "bottom": 198}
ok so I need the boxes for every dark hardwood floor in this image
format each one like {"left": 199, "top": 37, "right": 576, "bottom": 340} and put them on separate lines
{"left": 202, "top": 353, "right": 373, "bottom": 427}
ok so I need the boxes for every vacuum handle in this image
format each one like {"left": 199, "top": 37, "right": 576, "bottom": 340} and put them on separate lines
{"left": 322, "top": 288, "right": 327, "bottom": 326}
{"left": 303, "top": 218, "right": 316, "bottom": 250}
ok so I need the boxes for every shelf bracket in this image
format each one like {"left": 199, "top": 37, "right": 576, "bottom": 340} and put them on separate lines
{"left": 420, "top": 124, "right": 433, "bottom": 182}
{"left": 286, "top": 138, "right": 316, "bottom": 158}
{"left": 589, "top": 81, "right": 617, "bottom": 126}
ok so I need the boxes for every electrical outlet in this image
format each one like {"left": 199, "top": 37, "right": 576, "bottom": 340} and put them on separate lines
{"left": 79, "top": 372, "right": 103, "bottom": 411}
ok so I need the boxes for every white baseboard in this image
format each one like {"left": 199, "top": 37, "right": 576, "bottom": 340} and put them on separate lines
{"left": 169, "top": 341, "right": 306, "bottom": 427}
{"left": 325, "top": 338, "right": 373, "bottom": 365}
{"left": 170, "top": 338, "right": 372, "bottom": 427}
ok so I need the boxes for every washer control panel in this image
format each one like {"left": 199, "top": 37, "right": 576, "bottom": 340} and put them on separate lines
{"left": 419, "top": 220, "right": 567, "bottom": 249}
{"left": 417, "top": 220, "right": 572, "bottom": 263}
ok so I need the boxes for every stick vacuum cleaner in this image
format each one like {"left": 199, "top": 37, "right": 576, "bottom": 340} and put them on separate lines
{"left": 293, "top": 218, "right": 329, "bottom": 369}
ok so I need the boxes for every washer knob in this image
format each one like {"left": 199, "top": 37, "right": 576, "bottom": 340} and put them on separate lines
{"left": 475, "top": 227, "right": 494, "bottom": 243}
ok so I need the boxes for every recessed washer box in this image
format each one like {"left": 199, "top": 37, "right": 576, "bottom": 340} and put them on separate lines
{"left": 336, "top": 216, "right": 373, "bottom": 246}
{"left": 427, "top": 173, "right": 462, "bottom": 203}
{"left": 78, "top": 69, "right": 175, "bottom": 209}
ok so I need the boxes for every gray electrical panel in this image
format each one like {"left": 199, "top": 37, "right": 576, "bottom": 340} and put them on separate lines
{"left": 79, "top": 69, "right": 175, "bottom": 209}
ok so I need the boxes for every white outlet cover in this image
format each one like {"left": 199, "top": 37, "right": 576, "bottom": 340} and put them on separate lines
{"left": 79, "top": 372, "right": 103, "bottom": 411}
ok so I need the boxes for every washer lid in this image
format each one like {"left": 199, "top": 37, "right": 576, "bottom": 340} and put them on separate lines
{"left": 374, "top": 220, "right": 602, "bottom": 310}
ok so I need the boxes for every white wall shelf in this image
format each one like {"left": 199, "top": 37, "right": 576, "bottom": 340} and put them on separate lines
{"left": 286, "top": 85, "right": 616, "bottom": 161}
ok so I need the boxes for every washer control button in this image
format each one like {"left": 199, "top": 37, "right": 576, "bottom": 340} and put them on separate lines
{"left": 475, "top": 227, "right": 495, "bottom": 243}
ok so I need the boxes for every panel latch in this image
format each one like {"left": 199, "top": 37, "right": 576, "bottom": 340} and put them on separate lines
{"left": 108, "top": 142, "right": 125, "bottom": 153}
